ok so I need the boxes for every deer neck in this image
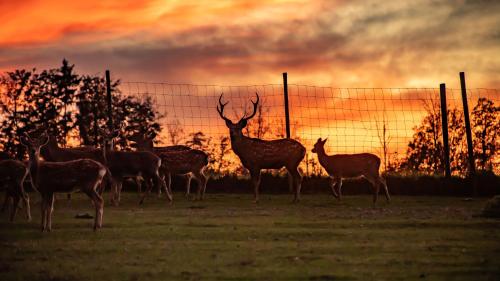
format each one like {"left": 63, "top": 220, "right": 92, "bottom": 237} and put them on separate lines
{"left": 139, "top": 139, "right": 154, "bottom": 152}
{"left": 229, "top": 130, "right": 251, "bottom": 154}
{"left": 315, "top": 147, "right": 330, "bottom": 166}
{"left": 27, "top": 149, "right": 41, "bottom": 186}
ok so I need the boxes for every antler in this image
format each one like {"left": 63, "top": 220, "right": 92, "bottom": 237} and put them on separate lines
{"left": 216, "top": 94, "right": 232, "bottom": 123}
{"left": 240, "top": 93, "right": 259, "bottom": 122}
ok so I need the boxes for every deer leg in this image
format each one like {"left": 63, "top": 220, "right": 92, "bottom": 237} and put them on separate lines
{"left": 40, "top": 195, "right": 47, "bottom": 232}
{"left": 9, "top": 194, "right": 20, "bottom": 222}
{"left": 22, "top": 192, "right": 31, "bottom": 222}
{"left": 86, "top": 188, "right": 104, "bottom": 230}
{"left": 328, "top": 177, "right": 338, "bottom": 199}
{"left": 139, "top": 178, "right": 153, "bottom": 205}
{"left": 1, "top": 191, "right": 10, "bottom": 213}
{"left": 287, "top": 167, "right": 302, "bottom": 203}
{"left": 185, "top": 174, "right": 192, "bottom": 198}
{"left": 336, "top": 178, "right": 343, "bottom": 200}
{"left": 380, "top": 177, "right": 391, "bottom": 202}
{"left": 365, "top": 176, "right": 379, "bottom": 205}
{"left": 116, "top": 180, "right": 123, "bottom": 206}
{"left": 193, "top": 171, "right": 206, "bottom": 201}
{"left": 199, "top": 172, "right": 208, "bottom": 200}
{"left": 136, "top": 177, "right": 143, "bottom": 197}
{"left": 165, "top": 173, "right": 173, "bottom": 200}
{"left": 250, "top": 170, "right": 261, "bottom": 203}
{"left": 111, "top": 178, "right": 122, "bottom": 206}
{"left": 161, "top": 175, "right": 173, "bottom": 203}
{"left": 46, "top": 193, "right": 55, "bottom": 232}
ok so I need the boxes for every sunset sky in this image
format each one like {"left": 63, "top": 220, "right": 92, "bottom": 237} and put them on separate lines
{"left": 1, "top": 0, "right": 499, "bottom": 88}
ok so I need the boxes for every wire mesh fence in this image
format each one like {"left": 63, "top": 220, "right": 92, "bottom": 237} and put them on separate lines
{"left": 120, "top": 82, "right": 500, "bottom": 176}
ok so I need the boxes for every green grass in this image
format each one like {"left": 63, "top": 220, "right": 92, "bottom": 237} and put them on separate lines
{"left": 1, "top": 192, "right": 499, "bottom": 281}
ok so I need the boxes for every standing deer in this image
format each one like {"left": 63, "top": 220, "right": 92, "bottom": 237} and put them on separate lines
{"left": 41, "top": 135, "right": 147, "bottom": 198}
{"left": 311, "top": 138, "right": 390, "bottom": 204}
{"left": 20, "top": 132, "right": 107, "bottom": 231}
{"left": 217, "top": 93, "right": 306, "bottom": 203}
{"left": 0, "top": 159, "right": 32, "bottom": 221}
{"left": 102, "top": 130, "right": 172, "bottom": 205}
{"left": 129, "top": 133, "right": 209, "bottom": 200}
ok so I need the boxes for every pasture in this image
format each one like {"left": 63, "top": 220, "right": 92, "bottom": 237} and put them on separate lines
{"left": 1, "top": 193, "right": 499, "bottom": 281}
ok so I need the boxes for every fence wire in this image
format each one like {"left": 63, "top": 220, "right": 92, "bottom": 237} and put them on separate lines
{"left": 120, "top": 82, "right": 499, "bottom": 176}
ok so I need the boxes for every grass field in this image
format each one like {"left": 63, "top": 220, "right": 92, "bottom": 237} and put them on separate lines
{"left": 1, "top": 192, "right": 499, "bottom": 281}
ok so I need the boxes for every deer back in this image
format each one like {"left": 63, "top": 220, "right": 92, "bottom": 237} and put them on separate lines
{"left": 36, "top": 159, "right": 106, "bottom": 193}
{"left": 105, "top": 150, "right": 161, "bottom": 177}
{"left": 232, "top": 137, "right": 305, "bottom": 170}
{"left": 158, "top": 149, "right": 208, "bottom": 174}
{"left": 0, "top": 159, "right": 29, "bottom": 184}
{"left": 324, "top": 153, "right": 381, "bottom": 178}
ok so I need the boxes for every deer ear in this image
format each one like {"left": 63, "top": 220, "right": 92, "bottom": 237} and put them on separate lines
{"left": 40, "top": 134, "right": 49, "bottom": 146}
{"left": 322, "top": 138, "right": 328, "bottom": 144}
{"left": 19, "top": 136, "right": 30, "bottom": 147}
{"left": 316, "top": 138, "right": 322, "bottom": 143}
{"left": 146, "top": 131, "right": 155, "bottom": 140}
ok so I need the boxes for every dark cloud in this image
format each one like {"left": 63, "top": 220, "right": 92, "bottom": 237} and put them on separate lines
{"left": 0, "top": 0, "right": 498, "bottom": 87}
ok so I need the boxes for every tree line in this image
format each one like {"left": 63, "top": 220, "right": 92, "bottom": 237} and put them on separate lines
{"left": 0, "top": 59, "right": 161, "bottom": 158}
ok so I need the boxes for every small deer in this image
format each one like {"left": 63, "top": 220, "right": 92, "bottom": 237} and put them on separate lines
{"left": 102, "top": 130, "right": 172, "bottom": 205}
{"left": 20, "top": 132, "right": 107, "bottom": 231}
{"left": 129, "top": 133, "right": 209, "bottom": 200}
{"left": 0, "top": 159, "right": 32, "bottom": 222}
{"left": 311, "top": 138, "right": 390, "bottom": 204}
{"left": 217, "top": 93, "right": 306, "bottom": 203}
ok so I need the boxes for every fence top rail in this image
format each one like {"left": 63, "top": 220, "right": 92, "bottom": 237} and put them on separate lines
{"left": 120, "top": 81, "right": 499, "bottom": 92}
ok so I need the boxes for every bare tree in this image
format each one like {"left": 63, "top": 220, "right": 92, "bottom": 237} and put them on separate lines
{"left": 374, "top": 112, "right": 392, "bottom": 172}
{"left": 167, "top": 119, "right": 184, "bottom": 145}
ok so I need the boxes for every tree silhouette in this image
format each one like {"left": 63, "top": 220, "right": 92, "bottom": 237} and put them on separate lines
{"left": 1, "top": 61, "right": 161, "bottom": 156}
{"left": 402, "top": 97, "right": 498, "bottom": 175}
{"left": 471, "top": 98, "right": 499, "bottom": 171}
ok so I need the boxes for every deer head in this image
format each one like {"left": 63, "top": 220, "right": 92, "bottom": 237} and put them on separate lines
{"left": 217, "top": 93, "right": 259, "bottom": 141}
{"left": 101, "top": 124, "right": 124, "bottom": 151}
{"left": 129, "top": 131, "right": 155, "bottom": 150}
{"left": 20, "top": 131, "right": 49, "bottom": 158}
{"left": 312, "top": 138, "right": 328, "bottom": 153}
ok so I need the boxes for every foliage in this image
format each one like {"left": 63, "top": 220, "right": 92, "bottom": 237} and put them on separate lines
{"left": 0, "top": 60, "right": 161, "bottom": 157}
{"left": 401, "top": 97, "right": 498, "bottom": 175}
{"left": 471, "top": 98, "right": 499, "bottom": 171}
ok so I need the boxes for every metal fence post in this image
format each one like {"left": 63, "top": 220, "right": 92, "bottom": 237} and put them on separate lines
{"left": 282, "top": 72, "right": 291, "bottom": 139}
{"left": 440, "top": 83, "right": 451, "bottom": 178}
{"left": 105, "top": 70, "right": 113, "bottom": 132}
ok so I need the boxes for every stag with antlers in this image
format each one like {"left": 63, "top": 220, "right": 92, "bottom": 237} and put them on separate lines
{"left": 217, "top": 93, "right": 306, "bottom": 203}
{"left": 312, "top": 138, "right": 390, "bottom": 204}
{"left": 129, "top": 133, "right": 209, "bottom": 200}
{"left": 102, "top": 129, "right": 172, "bottom": 205}
{"left": 20, "top": 132, "right": 107, "bottom": 231}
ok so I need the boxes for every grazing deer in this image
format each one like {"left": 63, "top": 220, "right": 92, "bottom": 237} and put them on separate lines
{"left": 311, "top": 138, "right": 390, "bottom": 204}
{"left": 0, "top": 159, "right": 32, "bottom": 221}
{"left": 20, "top": 132, "right": 107, "bottom": 231}
{"left": 102, "top": 130, "right": 172, "bottom": 205}
{"left": 217, "top": 93, "right": 306, "bottom": 203}
{"left": 129, "top": 133, "right": 209, "bottom": 200}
